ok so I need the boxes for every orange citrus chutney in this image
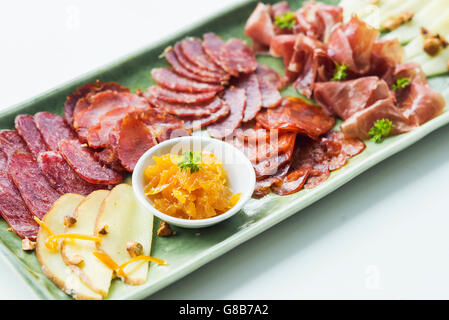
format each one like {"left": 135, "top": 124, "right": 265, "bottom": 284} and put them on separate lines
{"left": 143, "top": 152, "right": 241, "bottom": 220}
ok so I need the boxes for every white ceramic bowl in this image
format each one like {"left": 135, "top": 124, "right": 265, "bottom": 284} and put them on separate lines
{"left": 132, "top": 136, "right": 256, "bottom": 228}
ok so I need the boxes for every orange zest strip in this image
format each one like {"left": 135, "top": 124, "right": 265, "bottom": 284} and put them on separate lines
{"left": 117, "top": 255, "right": 167, "bottom": 274}
{"left": 93, "top": 251, "right": 126, "bottom": 278}
{"left": 45, "top": 234, "right": 102, "bottom": 252}
{"left": 33, "top": 216, "right": 54, "bottom": 235}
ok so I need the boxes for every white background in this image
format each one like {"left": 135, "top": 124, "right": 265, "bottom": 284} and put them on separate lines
{"left": 1, "top": 0, "right": 449, "bottom": 300}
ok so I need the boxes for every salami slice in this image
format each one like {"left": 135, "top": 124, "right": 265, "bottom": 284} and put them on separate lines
{"left": 0, "top": 172, "right": 39, "bottom": 240}
{"left": 147, "top": 95, "right": 222, "bottom": 117}
{"left": 253, "top": 162, "right": 292, "bottom": 198}
{"left": 252, "top": 141, "right": 294, "bottom": 180}
{"left": 152, "top": 68, "right": 223, "bottom": 93}
{"left": 165, "top": 47, "right": 222, "bottom": 84}
{"left": 0, "top": 130, "right": 29, "bottom": 158}
{"left": 271, "top": 167, "right": 311, "bottom": 196}
{"left": 219, "top": 39, "right": 258, "bottom": 76}
{"left": 324, "top": 131, "right": 365, "bottom": 157}
{"left": 147, "top": 85, "right": 216, "bottom": 104}
{"left": 181, "top": 103, "right": 230, "bottom": 130}
{"left": 15, "top": 114, "right": 48, "bottom": 160}
{"left": 58, "top": 139, "right": 123, "bottom": 185}
{"left": 180, "top": 38, "right": 227, "bottom": 74}
{"left": 38, "top": 151, "right": 105, "bottom": 195}
{"left": 208, "top": 88, "right": 246, "bottom": 138}
{"left": 235, "top": 74, "right": 263, "bottom": 122}
{"left": 203, "top": 33, "right": 226, "bottom": 68}
{"left": 74, "top": 91, "right": 148, "bottom": 141}
{"left": 0, "top": 150, "right": 6, "bottom": 171}
{"left": 137, "top": 108, "right": 188, "bottom": 142}
{"left": 8, "top": 152, "right": 61, "bottom": 220}
{"left": 256, "top": 98, "right": 335, "bottom": 139}
{"left": 34, "top": 112, "right": 77, "bottom": 151}
{"left": 64, "top": 81, "right": 129, "bottom": 127}
{"left": 110, "top": 114, "right": 158, "bottom": 172}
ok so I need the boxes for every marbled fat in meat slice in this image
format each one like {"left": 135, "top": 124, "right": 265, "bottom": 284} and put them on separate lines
{"left": 8, "top": 152, "right": 61, "bottom": 220}
{"left": 219, "top": 39, "right": 258, "bottom": 76}
{"left": 235, "top": 74, "right": 263, "bottom": 122}
{"left": 147, "top": 95, "right": 223, "bottom": 117}
{"left": 146, "top": 86, "right": 216, "bottom": 104}
{"left": 34, "top": 112, "right": 77, "bottom": 151}
{"left": 151, "top": 68, "right": 223, "bottom": 93}
{"left": 15, "top": 114, "right": 48, "bottom": 160}
{"left": 0, "top": 130, "right": 29, "bottom": 159}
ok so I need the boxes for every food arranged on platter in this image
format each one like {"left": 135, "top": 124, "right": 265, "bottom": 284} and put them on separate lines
{"left": 0, "top": 0, "right": 446, "bottom": 299}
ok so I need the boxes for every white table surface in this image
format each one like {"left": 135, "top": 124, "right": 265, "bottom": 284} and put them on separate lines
{"left": 1, "top": 0, "right": 449, "bottom": 300}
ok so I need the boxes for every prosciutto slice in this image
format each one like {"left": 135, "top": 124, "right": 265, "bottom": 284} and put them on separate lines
{"left": 270, "top": 34, "right": 298, "bottom": 81}
{"left": 244, "top": 3, "right": 275, "bottom": 48}
{"left": 15, "top": 115, "right": 48, "bottom": 159}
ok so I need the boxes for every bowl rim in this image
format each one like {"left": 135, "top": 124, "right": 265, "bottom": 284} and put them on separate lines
{"left": 132, "top": 135, "right": 256, "bottom": 228}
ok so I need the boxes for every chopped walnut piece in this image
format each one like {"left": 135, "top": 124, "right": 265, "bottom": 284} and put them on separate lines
{"left": 7, "top": 228, "right": 12, "bottom": 232}
{"left": 421, "top": 27, "right": 448, "bottom": 56}
{"left": 382, "top": 11, "right": 414, "bottom": 31}
{"left": 126, "top": 241, "right": 143, "bottom": 258}
{"left": 21, "top": 238, "right": 36, "bottom": 251}
{"left": 67, "top": 254, "right": 84, "bottom": 266}
{"left": 98, "top": 225, "right": 109, "bottom": 235}
{"left": 64, "top": 216, "right": 77, "bottom": 228}
{"left": 157, "top": 221, "right": 174, "bottom": 237}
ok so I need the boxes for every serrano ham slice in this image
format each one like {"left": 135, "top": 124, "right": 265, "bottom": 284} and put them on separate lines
{"left": 146, "top": 86, "right": 216, "bottom": 104}
{"left": 208, "top": 88, "right": 246, "bottom": 139}
{"left": 180, "top": 38, "right": 227, "bottom": 75}
{"left": 58, "top": 139, "right": 123, "bottom": 185}
{"left": 0, "top": 172, "right": 39, "bottom": 240}
{"left": 38, "top": 151, "right": 105, "bottom": 195}
{"left": 270, "top": 35, "right": 298, "bottom": 81}
{"left": 256, "top": 98, "right": 335, "bottom": 139}
{"left": 235, "top": 74, "right": 263, "bottom": 122}
{"left": 147, "top": 95, "right": 223, "bottom": 117}
{"left": 219, "top": 39, "right": 258, "bottom": 76}
{"left": 152, "top": 68, "right": 223, "bottom": 93}
{"left": 181, "top": 103, "right": 230, "bottom": 130}
{"left": 244, "top": 3, "right": 275, "bottom": 48}
{"left": 15, "top": 115, "right": 48, "bottom": 160}
{"left": 8, "top": 152, "right": 61, "bottom": 220}
{"left": 0, "top": 130, "right": 29, "bottom": 158}
{"left": 35, "top": 112, "right": 77, "bottom": 151}
{"left": 313, "top": 77, "right": 393, "bottom": 120}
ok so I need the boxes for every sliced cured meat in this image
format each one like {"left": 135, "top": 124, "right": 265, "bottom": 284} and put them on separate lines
{"left": 328, "top": 16, "right": 379, "bottom": 74}
{"left": 208, "top": 88, "right": 246, "bottom": 139}
{"left": 110, "top": 114, "right": 158, "bottom": 172}
{"left": 64, "top": 81, "right": 129, "bottom": 127}
{"left": 254, "top": 65, "right": 283, "bottom": 109}
{"left": 235, "top": 120, "right": 278, "bottom": 143}
{"left": 323, "top": 131, "right": 365, "bottom": 158}
{"left": 147, "top": 95, "right": 223, "bottom": 117}
{"left": 256, "top": 98, "right": 335, "bottom": 139}
{"left": 34, "top": 112, "right": 77, "bottom": 151}
{"left": 253, "top": 162, "right": 291, "bottom": 198}
{"left": 74, "top": 91, "right": 148, "bottom": 141}
{"left": 244, "top": 3, "right": 275, "bottom": 48}
{"left": 304, "top": 165, "right": 330, "bottom": 189}
{"left": 255, "top": 64, "right": 285, "bottom": 90}
{"left": 180, "top": 38, "right": 227, "bottom": 75}
{"left": 152, "top": 68, "right": 223, "bottom": 93}
{"left": 341, "top": 98, "right": 414, "bottom": 140}
{"left": 271, "top": 167, "right": 311, "bottom": 196}
{"left": 0, "top": 150, "right": 6, "bottom": 171}
{"left": 203, "top": 33, "right": 226, "bottom": 68}
{"left": 252, "top": 140, "right": 295, "bottom": 180}
{"left": 289, "top": 34, "right": 334, "bottom": 98}
{"left": 235, "top": 74, "right": 263, "bottom": 122}
{"left": 15, "top": 114, "right": 48, "bottom": 160}
{"left": 181, "top": 103, "right": 230, "bottom": 130}
{"left": 270, "top": 35, "right": 298, "bottom": 81}
{"left": 93, "top": 148, "right": 124, "bottom": 173}
{"left": 137, "top": 108, "right": 188, "bottom": 142}
{"left": 58, "top": 139, "right": 123, "bottom": 185}
{"left": 8, "top": 152, "right": 61, "bottom": 220}
{"left": 38, "top": 151, "right": 105, "bottom": 195}
{"left": 164, "top": 47, "right": 222, "bottom": 84}
{"left": 0, "top": 172, "right": 39, "bottom": 240}
{"left": 271, "top": 1, "right": 291, "bottom": 19}
{"left": 147, "top": 85, "right": 216, "bottom": 104}
{"left": 313, "top": 77, "right": 393, "bottom": 120}
{"left": 219, "top": 39, "right": 258, "bottom": 76}
{"left": 0, "top": 130, "right": 29, "bottom": 158}
{"left": 369, "top": 39, "right": 404, "bottom": 86}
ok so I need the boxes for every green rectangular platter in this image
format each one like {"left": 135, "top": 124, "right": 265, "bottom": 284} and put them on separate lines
{"left": 0, "top": 0, "right": 448, "bottom": 300}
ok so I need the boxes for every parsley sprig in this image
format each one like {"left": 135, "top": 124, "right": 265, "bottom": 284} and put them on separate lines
{"left": 369, "top": 119, "right": 393, "bottom": 143}
{"left": 274, "top": 12, "right": 297, "bottom": 30}
{"left": 331, "top": 62, "right": 349, "bottom": 81}
{"left": 392, "top": 77, "right": 411, "bottom": 90}
{"left": 177, "top": 151, "right": 202, "bottom": 173}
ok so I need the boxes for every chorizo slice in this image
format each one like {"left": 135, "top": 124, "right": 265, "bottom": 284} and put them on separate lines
{"left": 151, "top": 68, "right": 223, "bottom": 93}
{"left": 252, "top": 141, "right": 295, "bottom": 180}
{"left": 58, "top": 139, "right": 123, "bottom": 185}
{"left": 15, "top": 114, "right": 48, "bottom": 160}
{"left": 34, "top": 112, "right": 77, "bottom": 151}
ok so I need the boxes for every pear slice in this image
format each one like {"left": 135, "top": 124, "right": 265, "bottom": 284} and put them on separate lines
{"left": 95, "top": 184, "right": 154, "bottom": 285}
{"left": 61, "top": 190, "right": 113, "bottom": 297}
{"left": 35, "top": 194, "right": 103, "bottom": 300}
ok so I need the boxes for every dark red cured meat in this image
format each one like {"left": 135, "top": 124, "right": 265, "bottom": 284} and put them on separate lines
{"left": 147, "top": 85, "right": 216, "bottom": 104}
{"left": 180, "top": 38, "right": 226, "bottom": 74}
{"left": 147, "top": 95, "right": 223, "bottom": 117}
{"left": 8, "top": 152, "right": 61, "bottom": 220}
{"left": 253, "top": 163, "right": 291, "bottom": 198}
{"left": 219, "top": 39, "right": 258, "bottom": 76}
{"left": 74, "top": 91, "right": 148, "bottom": 141}
{"left": 0, "top": 172, "right": 39, "bottom": 240}
{"left": 252, "top": 140, "right": 295, "bottom": 180}
{"left": 93, "top": 148, "right": 125, "bottom": 173}
{"left": 235, "top": 74, "right": 263, "bottom": 122}
{"left": 0, "top": 150, "right": 6, "bottom": 171}
{"left": 208, "top": 88, "right": 246, "bottom": 139}
{"left": 38, "top": 151, "right": 105, "bottom": 195}
{"left": 256, "top": 98, "right": 335, "bottom": 139}
{"left": 15, "top": 115, "right": 48, "bottom": 160}
{"left": 323, "top": 131, "right": 365, "bottom": 157}
{"left": 203, "top": 33, "right": 226, "bottom": 68}
{"left": 64, "top": 81, "right": 129, "bottom": 127}
{"left": 235, "top": 120, "right": 274, "bottom": 143}
{"left": 110, "top": 114, "right": 158, "bottom": 172}
{"left": 254, "top": 65, "right": 283, "bottom": 109}
{"left": 58, "top": 139, "right": 123, "bottom": 185}
{"left": 165, "top": 47, "right": 222, "bottom": 84}
{"left": 181, "top": 103, "right": 230, "bottom": 130}
{"left": 255, "top": 64, "right": 285, "bottom": 90}
{"left": 152, "top": 68, "right": 223, "bottom": 93}
{"left": 34, "top": 112, "right": 77, "bottom": 151}
{"left": 136, "top": 108, "right": 188, "bottom": 143}
{"left": 271, "top": 167, "right": 311, "bottom": 196}
{"left": 0, "top": 130, "right": 29, "bottom": 159}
